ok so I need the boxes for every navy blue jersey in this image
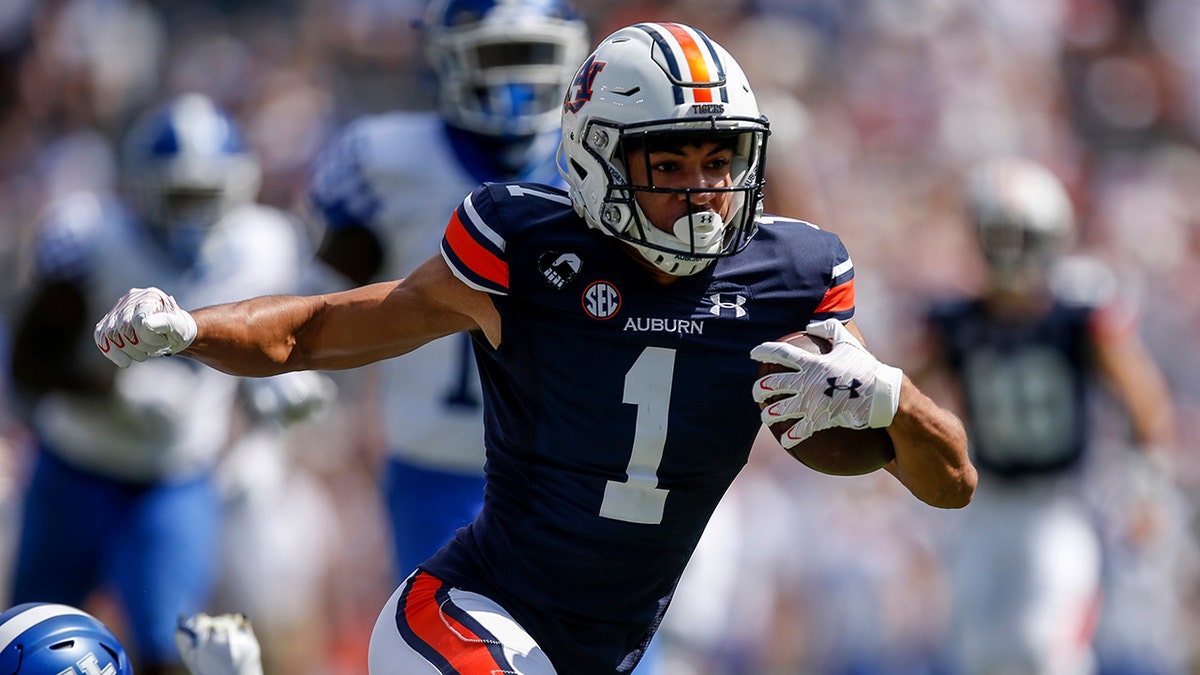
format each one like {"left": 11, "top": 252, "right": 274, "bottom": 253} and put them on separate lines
{"left": 927, "top": 298, "right": 1099, "bottom": 479}
{"left": 426, "top": 182, "right": 855, "bottom": 673}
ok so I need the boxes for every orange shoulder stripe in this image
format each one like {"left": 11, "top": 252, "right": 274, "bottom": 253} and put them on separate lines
{"left": 444, "top": 208, "right": 508, "bottom": 289}
{"left": 816, "top": 278, "right": 855, "bottom": 315}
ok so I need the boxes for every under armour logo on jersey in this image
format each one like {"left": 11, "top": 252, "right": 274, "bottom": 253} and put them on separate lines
{"left": 539, "top": 251, "right": 582, "bottom": 289}
{"left": 707, "top": 293, "right": 748, "bottom": 318}
{"left": 565, "top": 55, "right": 605, "bottom": 113}
{"left": 824, "top": 377, "right": 862, "bottom": 399}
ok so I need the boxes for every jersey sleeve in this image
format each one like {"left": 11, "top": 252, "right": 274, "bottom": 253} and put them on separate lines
{"left": 440, "top": 184, "right": 509, "bottom": 296}
{"left": 812, "top": 242, "right": 855, "bottom": 320}
{"left": 782, "top": 218, "right": 854, "bottom": 322}
{"left": 306, "top": 119, "right": 382, "bottom": 232}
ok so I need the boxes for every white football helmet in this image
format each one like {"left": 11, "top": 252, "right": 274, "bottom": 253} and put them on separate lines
{"left": 559, "top": 22, "right": 770, "bottom": 276}
{"left": 422, "top": 0, "right": 589, "bottom": 138}
{"left": 122, "top": 93, "right": 262, "bottom": 265}
{"left": 967, "top": 157, "right": 1074, "bottom": 293}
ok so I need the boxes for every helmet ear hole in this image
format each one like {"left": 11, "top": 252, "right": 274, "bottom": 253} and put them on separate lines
{"left": 569, "top": 158, "right": 588, "bottom": 180}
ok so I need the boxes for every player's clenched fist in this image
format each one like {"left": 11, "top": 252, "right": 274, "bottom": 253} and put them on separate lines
{"left": 93, "top": 287, "right": 197, "bottom": 367}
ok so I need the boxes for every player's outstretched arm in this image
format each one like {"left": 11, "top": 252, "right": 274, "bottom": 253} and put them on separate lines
{"left": 95, "top": 254, "right": 500, "bottom": 377}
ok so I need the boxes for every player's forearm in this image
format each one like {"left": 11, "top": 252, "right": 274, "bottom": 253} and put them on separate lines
{"left": 183, "top": 294, "right": 325, "bottom": 377}
{"left": 886, "top": 376, "right": 976, "bottom": 509}
{"left": 183, "top": 280, "right": 474, "bottom": 376}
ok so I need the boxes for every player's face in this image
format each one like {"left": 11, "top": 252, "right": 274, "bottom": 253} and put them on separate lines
{"left": 626, "top": 138, "right": 735, "bottom": 234}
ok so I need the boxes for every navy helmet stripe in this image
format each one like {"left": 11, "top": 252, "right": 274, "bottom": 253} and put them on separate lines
{"left": 634, "top": 23, "right": 685, "bottom": 105}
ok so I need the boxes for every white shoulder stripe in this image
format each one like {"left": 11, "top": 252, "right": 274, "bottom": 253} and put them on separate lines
{"left": 832, "top": 257, "right": 854, "bottom": 278}
{"left": 462, "top": 192, "right": 506, "bottom": 252}
{"left": 759, "top": 215, "right": 819, "bottom": 230}
{"left": 0, "top": 604, "right": 91, "bottom": 652}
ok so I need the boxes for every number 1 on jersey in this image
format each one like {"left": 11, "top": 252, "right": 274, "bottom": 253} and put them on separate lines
{"left": 600, "top": 347, "right": 674, "bottom": 524}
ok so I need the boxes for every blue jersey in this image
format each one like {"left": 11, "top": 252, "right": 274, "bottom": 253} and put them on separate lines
{"left": 927, "top": 298, "right": 1098, "bottom": 479}
{"left": 425, "top": 182, "right": 856, "bottom": 673}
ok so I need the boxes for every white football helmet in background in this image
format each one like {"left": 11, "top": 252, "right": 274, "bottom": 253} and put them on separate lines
{"left": 967, "top": 157, "right": 1075, "bottom": 293}
{"left": 422, "top": 0, "right": 589, "bottom": 139}
{"left": 559, "top": 22, "right": 770, "bottom": 277}
{"left": 122, "top": 93, "right": 262, "bottom": 266}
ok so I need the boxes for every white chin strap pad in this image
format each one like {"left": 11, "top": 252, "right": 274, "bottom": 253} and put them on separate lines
{"left": 672, "top": 211, "right": 725, "bottom": 250}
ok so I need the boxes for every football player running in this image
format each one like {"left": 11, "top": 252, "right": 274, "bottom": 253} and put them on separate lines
{"left": 306, "top": 0, "right": 589, "bottom": 584}
{"left": 917, "top": 157, "right": 1178, "bottom": 675}
{"left": 94, "top": 24, "right": 976, "bottom": 675}
{"left": 7, "top": 94, "right": 315, "bottom": 675}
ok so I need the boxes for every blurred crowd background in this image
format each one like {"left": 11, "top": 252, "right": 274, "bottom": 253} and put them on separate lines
{"left": 2, "top": 0, "right": 1200, "bottom": 673}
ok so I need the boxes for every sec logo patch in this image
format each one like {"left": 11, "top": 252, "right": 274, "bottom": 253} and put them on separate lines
{"left": 582, "top": 280, "right": 621, "bottom": 320}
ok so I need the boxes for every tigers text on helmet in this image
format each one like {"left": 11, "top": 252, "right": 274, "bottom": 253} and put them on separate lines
{"left": 122, "top": 93, "right": 262, "bottom": 265}
{"left": 421, "top": 0, "right": 589, "bottom": 138}
{"left": 967, "top": 157, "right": 1074, "bottom": 293}
{"left": 558, "top": 22, "right": 770, "bottom": 276}
{"left": 0, "top": 603, "right": 133, "bottom": 675}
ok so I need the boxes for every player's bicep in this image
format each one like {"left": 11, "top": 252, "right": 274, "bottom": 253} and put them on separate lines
{"left": 306, "top": 254, "right": 499, "bottom": 368}
{"left": 393, "top": 253, "right": 501, "bottom": 348}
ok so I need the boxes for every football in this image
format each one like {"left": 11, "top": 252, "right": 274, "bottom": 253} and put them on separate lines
{"left": 757, "top": 331, "right": 895, "bottom": 476}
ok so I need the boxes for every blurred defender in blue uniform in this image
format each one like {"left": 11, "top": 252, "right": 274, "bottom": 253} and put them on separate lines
{"left": 306, "top": 0, "right": 588, "bottom": 582}
{"left": 92, "top": 23, "right": 977, "bottom": 675}
{"left": 7, "top": 94, "right": 314, "bottom": 675}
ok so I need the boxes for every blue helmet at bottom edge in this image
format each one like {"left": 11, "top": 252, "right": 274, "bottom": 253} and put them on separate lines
{"left": 0, "top": 603, "right": 132, "bottom": 675}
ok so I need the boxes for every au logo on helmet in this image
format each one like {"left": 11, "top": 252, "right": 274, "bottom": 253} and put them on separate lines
{"left": 565, "top": 55, "right": 605, "bottom": 114}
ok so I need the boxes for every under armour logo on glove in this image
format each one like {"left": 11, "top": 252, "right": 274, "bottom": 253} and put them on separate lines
{"left": 824, "top": 377, "right": 862, "bottom": 399}
{"left": 750, "top": 318, "right": 903, "bottom": 445}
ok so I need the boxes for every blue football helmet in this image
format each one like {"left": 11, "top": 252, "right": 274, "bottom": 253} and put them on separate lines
{"left": 0, "top": 603, "right": 133, "bottom": 675}
{"left": 421, "top": 0, "right": 589, "bottom": 138}
{"left": 122, "top": 93, "right": 262, "bottom": 265}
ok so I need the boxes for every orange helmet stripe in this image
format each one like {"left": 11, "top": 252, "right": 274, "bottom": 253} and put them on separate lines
{"left": 662, "top": 23, "right": 714, "bottom": 102}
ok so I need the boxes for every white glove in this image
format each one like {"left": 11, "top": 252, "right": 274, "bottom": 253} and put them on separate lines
{"left": 750, "top": 318, "right": 903, "bottom": 448}
{"left": 243, "top": 371, "right": 338, "bottom": 425}
{"left": 175, "top": 613, "right": 264, "bottom": 675}
{"left": 94, "top": 287, "right": 197, "bottom": 367}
